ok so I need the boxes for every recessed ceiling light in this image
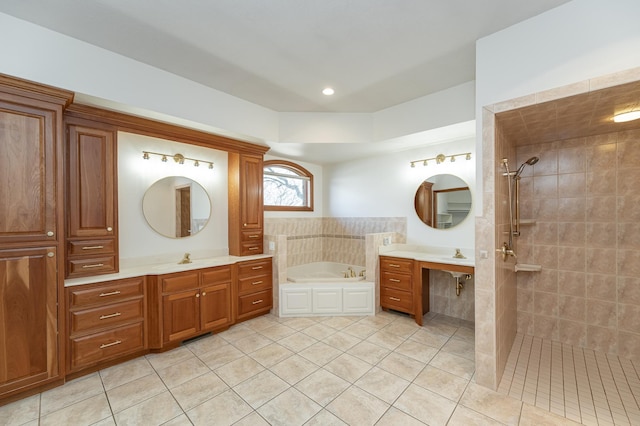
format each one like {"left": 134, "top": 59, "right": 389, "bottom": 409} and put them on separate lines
{"left": 613, "top": 110, "right": 640, "bottom": 123}
{"left": 322, "top": 87, "right": 335, "bottom": 96}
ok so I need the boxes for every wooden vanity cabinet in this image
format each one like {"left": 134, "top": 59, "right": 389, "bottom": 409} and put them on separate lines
{"left": 0, "top": 76, "right": 73, "bottom": 402}
{"left": 380, "top": 256, "right": 415, "bottom": 315}
{"left": 66, "top": 277, "right": 146, "bottom": 374}
{"left": 65, "top": 118, "right": 118, "bottom": 278}
{"left": 236, "top": 258, "right": 273, "bottom": 321}
{"left": 229, "top": 153, "right": 264, "bottom": 256}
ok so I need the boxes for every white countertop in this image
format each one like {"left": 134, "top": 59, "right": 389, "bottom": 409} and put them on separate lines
{"left": 379, "top": 244, "right": 475, "bottom": 268}
{"left": 64, "top": 254, "right": 273, "bottom": 287}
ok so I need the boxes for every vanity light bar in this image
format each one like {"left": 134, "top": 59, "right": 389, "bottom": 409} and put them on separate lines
{"left": 142, "top": 151, "right": 214, "bottom": 169}
{"left": 410, "top": 152, "right": 471, "bottom": 168}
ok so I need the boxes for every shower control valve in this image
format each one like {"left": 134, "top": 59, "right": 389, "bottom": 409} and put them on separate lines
{"left": 497, "top": 243, "right": 517, "bottom": 262}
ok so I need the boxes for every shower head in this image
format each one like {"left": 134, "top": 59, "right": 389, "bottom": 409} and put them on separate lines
{"left": 513, "top": 156, "right": 539, "bottom": 178}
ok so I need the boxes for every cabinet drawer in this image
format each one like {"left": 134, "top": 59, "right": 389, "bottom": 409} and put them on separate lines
{"left": 238, "top": 290, "right": 272, "bottom": 316}
{"left": 70, "top": 299, "right": 144, "bottom": 334}
{"left": 241, "top": 230, "right": 263, "bottom": 242}
{"left": 238, "top": 274, "right": 272, "bottom": 295}
{"left": 240, "top": 242, "right": 263, "bottom": 256}
{"left": 201, "top": 266, "right": 232, "bottom": 285}
{"left": 238, "top": 259, "right": 272, "bottom": 278}
{"left": 68, "top": 239, "right": 115, "bottom": 256}
{"left": 381, "top": 271, "right": 412, "bottom": 291}
{"left": 381, "top": 287, "right": 413, "bottom": 313}
{"left": 69, "top": 277, "right": 144, "bottom": 307}
{"left": 67, "top": 256, "right": 117, "bottom": 277}
{"left": 380, "top": 257, "right": 414, "bottom": 274}
{"left": 70, "top": 322, "right": 144, "bottom": 371}
{"left": 161, "top": 272, "right": 199, "bottom": 293}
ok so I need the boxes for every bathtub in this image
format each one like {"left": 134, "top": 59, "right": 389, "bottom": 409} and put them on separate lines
{"left": 280, "top": 262, "right": 374, "bottom": 317}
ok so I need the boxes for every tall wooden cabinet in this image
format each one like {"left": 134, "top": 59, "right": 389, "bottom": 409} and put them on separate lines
{"left": 0, "top": 75, "right": 73, "bottom": 401}
{"left": 64, "top": 111, "right": 118, "bottom": 278}
{"left": 228, "top": 153, "right": 264, "bottom": 256}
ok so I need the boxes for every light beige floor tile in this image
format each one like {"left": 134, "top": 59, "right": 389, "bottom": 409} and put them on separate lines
{"left": 257, "top": 388, "right": 322, "bottom": 425}
{"left": 232, "top": 411, "right": 270, "bottom": 426}
{"left": 40, "top": 373, "right": 104, "bottom": 416}
{"left": 324, "top": 353, "right": 373, "bottom": 383}
{"left": 377, "top": 352, "right": 425, "bottom": 381}
{"left": 454, "top": 326, "right": 475, "bottom": 342}
{"left": 422, "top": 320, "right": 459, "bottom": 337}
{"left": 186, "top": 389, "right": 252, "bottom": 426}
{"left": 447, "top": 404, "right": 504, "bottom": 425}
{"left": 295, "top": 368, "right": 351, "bottom": 406}
{"left": 146, "top": 346, "right": 195, "bottom": 371}
{"left": 157, "top": 357, "right": 209, "bottom": 389}
{"left": 460, "top": 382, "right": 523, "bottom": 425}
{"left": 410, "top": 328, "right": 451, "bottom": 348}
{"left": 321, "top": 316, "right": 358, "bottom": 330}
{"left": 198, "top": 341, "right": 244, "bottom": 370}
{"left": 365, "top": 330, "right": 406, "bottom": 350}
{"left": 107, "top": 372, "right": 167, "bottom": 413}
{"left": 40, "top": 393, "right": 111, "bottom": 426}
{"left": 342, "top": 322, "right": 378, "bottom": 339}
{"left": 299, "top": 341, "right": 342, "bottom": 366}
{"left": 393, "top": 383, "right": 457, "bottom": 426}
{"left": 326, "top": 385, "right": 390, "bottom": 425}
{"left": 347, "top": 341, "right": 391, "bottom": 364}
{"left": 394, "top": 339, "right": 439, "bottom": 363}
{"left": 258, "top": 323, "right": 296, "bottom": 340}
{"left": 375, "top": 406, "right": 427, "bottom": 426}
{"left": 304, "top": 409, "right": 348, "bottom": 425}
{"left": 215, "top": 355, "right": 265, "bottom": 387}
{"left": 114, "top": 391, "right": 182, "bottom": 426}
{"left": 355, "top": 367, "right": 410, "bottom": 404}
{"left": 92, "top": 416, "right": 116, "bottom": 425}
{"left": 414, "top": 365, "right": 469, "bottom": 402}
{"left": 233, "top": 370, "right": 289, "bottom": 409}
{"left": 323, "top": 331, "right": 362, "bottom": 351}
{"left": 184, "top": 333, "right": 226, "bottom": 357}
{"left": 277, "top": 332, "right": 318, "bottom": 352}
{"left": 218, "top": 324, "right": 256, "bottom": 342}
{"left": 243, "top": 315, "right": 279, "bottom": 332}
{"left": 0, "top": 393, "right": 40, "bottom": 425}
{"left": 429, "top": 351, "right": 475, "bottom": 380}
{"left": 442, "top": 337, "right": 476, "bottom": 360}
{"left": 357, "top": 315, "right": 394, "bottom": 329}
{"left": 100, "top": 356, "right": 155, "bottom": 391}
{"left": 269, "top": 354, "right": 318, "bottom": 385}
{"left": 519, "top": 402, "right": 584, "bottom": 425}
{"left": 249, "top": 342, "right": 294, "bottom": 368}
{"left": 231, "top": 333, "right": 273, "bottom": 353}
{"left": 279, "top": 317, "right": 317, "bottom": 330}
{"left": 161, "top": 413, "right": 194, "bottom": 426}
{"left": 170, "top": 371, "right": 229, "bottom": 411}
{"left": 382, "top": 320, "right": 420, "bottom": 339}
{"left": 303, "top": 323, "right": 339, "bottom": 340}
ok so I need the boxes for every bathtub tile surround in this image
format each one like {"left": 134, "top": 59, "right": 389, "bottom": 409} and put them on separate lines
{"left": 478, "top": 66, "right": 640, "bottom": 390}
{"left": 0, "top": 311, "right": 586, "bottom": 426}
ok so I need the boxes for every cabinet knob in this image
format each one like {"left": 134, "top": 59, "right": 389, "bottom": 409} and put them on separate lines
{"left": 107, "top": 227, "right": 113, "bottom": 232}
{"left": 196, "top": 293, "right": 200, "bottom": 298}
{"left": 243, "top": 223, "right": 247, "bottom": 227}
{"left": 202, "top": 292, "right": 206, "bottom": 296}
{"left": 47, "top": 252, "right": 55, "bottom": 258}
{"left": 47, "top": 231, "right": 54, "bottom": 237}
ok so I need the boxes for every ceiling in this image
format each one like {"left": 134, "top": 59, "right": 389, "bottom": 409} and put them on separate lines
{"left": 0, "top": 0, "right": 571, "bottom": 113}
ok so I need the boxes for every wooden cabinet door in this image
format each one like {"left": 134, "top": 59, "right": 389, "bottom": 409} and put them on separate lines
{"left": 0, "top": 101, "right": 58, "bottom": 244}
{"left": 0, "top": 246, "right": 59, "bottom": 395}
{"left": 162, "top": 290, "right": 200, "bottom": 344}
{"left": 67, "top": 125, "right": 116, "bottom": 238}
{"left": 240, "top": 154, "right": 263, "bottom": 230}
{"left": 200, "top": 282, "right": 232, "bottom": 330}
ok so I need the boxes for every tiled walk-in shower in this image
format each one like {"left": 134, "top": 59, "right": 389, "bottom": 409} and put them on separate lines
{"left": 499, "top": 333, "right": 640, "bottom": 425}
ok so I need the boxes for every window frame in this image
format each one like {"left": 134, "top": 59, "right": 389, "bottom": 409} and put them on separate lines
{"left": 263, "top": 160, "right": 314, "bottom": 212}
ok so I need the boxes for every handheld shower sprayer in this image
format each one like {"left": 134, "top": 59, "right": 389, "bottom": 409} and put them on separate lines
{"left": 513, "top": 157, "right": 539, "bottom": 179}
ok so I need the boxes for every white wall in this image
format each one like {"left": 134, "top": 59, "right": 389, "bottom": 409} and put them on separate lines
{"left": 475, "top": 0, "right": 640, "bottom": 210}
{"left": 118, "top": 132, "right": 228, "bottom": 262}
{"left": 324, "top": 137, "right": 476, "bottom": 249}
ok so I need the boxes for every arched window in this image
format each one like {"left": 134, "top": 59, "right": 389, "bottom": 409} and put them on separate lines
{"left": 263, "top": 160, "right": 313, "bottom": 211}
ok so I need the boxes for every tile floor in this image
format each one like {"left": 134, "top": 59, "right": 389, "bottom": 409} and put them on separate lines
{"left": 499, "top": 333, "right": 640, "bottom": 426}
{"left": 1, "top": 311, "right": 584, "bottom": 426}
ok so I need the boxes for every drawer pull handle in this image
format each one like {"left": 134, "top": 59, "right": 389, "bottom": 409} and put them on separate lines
{"left": 99, "top": 290, "right": 121, "bottom": 297}
{"left": 100, "top": 340, "right": 122, "bottom": 349}
{"left": 389, "top": 278, "right": 400, "bottom": 283}
{"left": 248, "top": 247, "right": 259, "bottom": 251}
{"left": 99, "top": 312, "right": 121, "bottom": 320}
{"left": 82, "top": 245, "right": 104, "bottom": 250}
{"left": 252, "top": 299, "right": 263, "bottom": 305}
{"left": 251, "top": 266, "right": 263, "bottom": 270}
{"left": 82, "top": 263, "right": 104, "bottom": 269}
{"left": 252, "top": 280, "right": 263, "bottom": 285}
{"left": 248, "top": 235, "right": 260, "bottom": 239}
{"left": 388, "top": 264, "right": 400, "bottom": 268}
{"left": 389, "top": 297, "right": 401, "bottom": 302}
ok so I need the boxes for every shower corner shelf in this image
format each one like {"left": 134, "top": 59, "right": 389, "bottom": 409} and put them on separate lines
{"left": 514, "top": 263, "right": 542, "bottom": 272}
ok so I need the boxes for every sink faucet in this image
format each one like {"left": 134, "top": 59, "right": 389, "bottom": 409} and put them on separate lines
{"left": 178, "top": 253, "right": 192, "bottom": 264}
{"left": 453, "top": 249, "right": 466, "bottom": 259}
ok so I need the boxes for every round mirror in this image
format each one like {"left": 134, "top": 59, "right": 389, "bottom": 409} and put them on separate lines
{"left": 415, "top": 174, "right": 472, "bottom": 229}
{"left": 143, "top": 176, "right": 211, "bottom": 238}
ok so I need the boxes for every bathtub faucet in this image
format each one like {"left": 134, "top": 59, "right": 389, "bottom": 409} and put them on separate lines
{"left": 359, "top": 269, "right": 366, "bottom": 277}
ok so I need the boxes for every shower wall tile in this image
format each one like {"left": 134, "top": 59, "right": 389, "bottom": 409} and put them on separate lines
{"left": 587, "top": 325, "right": 618, "bottom": 355}
{"left": 558, "top": 173, "right": 586, "bottom": 196}
{"left": 558, "top": 146, "right": 586, "bottom": 174}
{"left": 586, "top": 300, "right": 617, "bottom": 328}
{"left": 617, "top": 304, "right": 640, "bottom": 333}
{"left": 557, "top": 271, "right": 585, "bottom": 297}
{"left": 586, "top": 196, "right": 616, "bottom": 222}
{"left": 618, "top": 277, "right": 640, "bottom": 305}
{"left": 557, "top": 247, "right": 585, "bottom": 272}
{"left": 558, "top": 295, "right": 586, "bottom": 322}
{"left": 586, "top": 274, "right": 617, "bottom": 302}
{"left": 586, "top": 223, "right": 617, "bottom": 247}
{"left": 617, "top": 331, "right": 640, "bottom": 363}
{"left": 557, "top": 222, "right": 585, "bottom": 246}
{"left": 558, "top": 320, "right": 587, "bottom": 347}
